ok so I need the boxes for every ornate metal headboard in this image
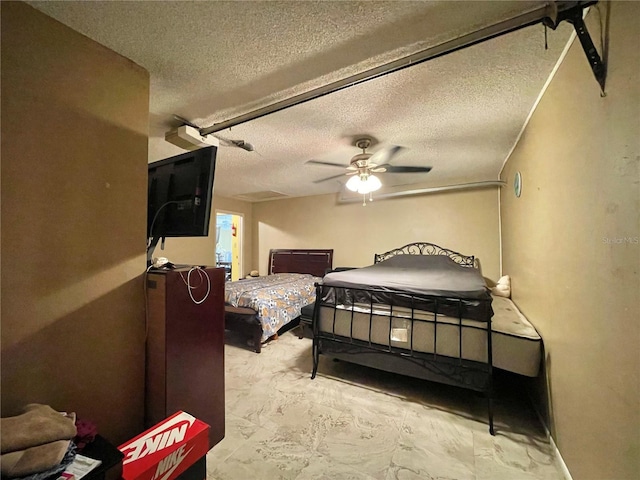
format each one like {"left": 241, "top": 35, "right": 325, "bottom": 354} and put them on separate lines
{"left": 374, "top": 242, "right": 478, "bottom": 268}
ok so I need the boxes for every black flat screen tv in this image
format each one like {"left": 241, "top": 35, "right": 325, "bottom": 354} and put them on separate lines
{"left": 147, "top": 146, "right": 217, "bottom": 261}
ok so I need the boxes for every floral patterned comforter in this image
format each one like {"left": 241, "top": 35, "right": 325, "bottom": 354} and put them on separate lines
{"left": 225, "top": 273, "right": 321, "bottom": 341}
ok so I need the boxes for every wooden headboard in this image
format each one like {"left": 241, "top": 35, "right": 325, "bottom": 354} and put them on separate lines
{"left": 269, "top": 249, "right": 333, "bottom": 277}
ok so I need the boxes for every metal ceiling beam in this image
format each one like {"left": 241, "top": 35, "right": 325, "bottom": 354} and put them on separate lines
{"left": 199, "top": 1, "right": 599, "bottom": 136}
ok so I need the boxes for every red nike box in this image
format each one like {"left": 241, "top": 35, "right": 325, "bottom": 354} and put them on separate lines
{"left": 118, "top": 411, "right": 210, "bottom": 480}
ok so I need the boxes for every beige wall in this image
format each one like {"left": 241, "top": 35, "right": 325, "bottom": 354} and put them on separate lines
{"left": 1, "top": 2, "right": 150, "bottom": 444}
{"left": 253, "top": 188, "right": 500, "bottom": 280}
{"left": 154, "top": 194, "right": 253, "bottom": 273}
{"left": 500, "top": 3, "right": 639, "bottom": 479}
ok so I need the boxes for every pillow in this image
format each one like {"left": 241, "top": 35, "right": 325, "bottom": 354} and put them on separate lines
{"left": 491, "top": 275, "right": 511, "bottom": 298}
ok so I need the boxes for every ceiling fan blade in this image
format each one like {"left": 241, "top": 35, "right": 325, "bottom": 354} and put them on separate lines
{"left": 377, "top": 164, "right": 432, "bottom": 173}
{"left": 306, "top": 159, "right": 349, "bottom": 168}
{"left": 368, "top": 145, "right": 404, "bottom": 165}
{"left": 313, "top": 173, "right": 348, "bottom": 184}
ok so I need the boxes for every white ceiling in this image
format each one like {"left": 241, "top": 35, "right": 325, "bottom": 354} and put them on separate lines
{"left": 29, "top": 1, "right": 574, "bottom": 201}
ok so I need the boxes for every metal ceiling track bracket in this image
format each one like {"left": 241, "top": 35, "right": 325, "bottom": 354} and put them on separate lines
{"left": 199, "top": 1, "right": 601, "bottom": 136}
{"left": 543, "top": 2, "right": 607, "bottom": 95}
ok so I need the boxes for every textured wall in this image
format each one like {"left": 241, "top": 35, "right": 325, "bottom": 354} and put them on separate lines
{"left": 252, "top": 188, "right": 501, "bottom": 281}
{"left": 1, "top": 2, "right": 149, "bottom": 444}
{"left": 500, "top": 3, "right": 640, "bottom": 478}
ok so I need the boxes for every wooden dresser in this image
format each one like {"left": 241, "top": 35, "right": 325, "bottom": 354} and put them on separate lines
{"left": 145, "top": 267, "right": 225, "bottom": 448}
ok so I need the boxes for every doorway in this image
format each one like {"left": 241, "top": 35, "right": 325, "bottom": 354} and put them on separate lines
{"left": 216, "top": 212, "right": 243, "bottom": 281}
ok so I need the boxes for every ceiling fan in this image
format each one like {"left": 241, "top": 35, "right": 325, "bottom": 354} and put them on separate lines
{"left": 307, "top": 137, "right": 432, "bottom": 206}
{"left": 307, "top": 137, "right": 432, "bottom": 186}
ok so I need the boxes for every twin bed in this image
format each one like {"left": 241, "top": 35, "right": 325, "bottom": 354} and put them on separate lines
{"left": 224, "top": 243, "right": 542, "bottom": 434}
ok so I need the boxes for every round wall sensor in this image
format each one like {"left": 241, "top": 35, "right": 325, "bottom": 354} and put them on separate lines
{"left": 514, "top": 171, "right": 522, "bottom": 197}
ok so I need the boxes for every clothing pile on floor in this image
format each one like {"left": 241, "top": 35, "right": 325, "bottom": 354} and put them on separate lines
{"left": 1, "top": 404, "right": 78, "bottom": 479}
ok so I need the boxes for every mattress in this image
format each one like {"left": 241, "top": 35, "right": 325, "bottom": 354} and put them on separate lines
{"left": 317, "top": 295, "right": 541, "bottom": 377}
{"left": 321, "top": 255, "right": 492, "bottom": 322}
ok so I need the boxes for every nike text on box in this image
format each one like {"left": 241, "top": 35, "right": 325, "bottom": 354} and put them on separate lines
{"left": 118, "top": 411, "right": 210, "bottom": 480}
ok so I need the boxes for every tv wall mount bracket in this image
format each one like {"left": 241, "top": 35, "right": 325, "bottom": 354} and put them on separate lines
{"left": 543, "top": 1, "right": 607, "bottom": 95}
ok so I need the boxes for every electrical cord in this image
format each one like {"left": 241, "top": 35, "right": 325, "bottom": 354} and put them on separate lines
{"left": 179, "top": 266, "right": 211, "bottom": 305}
{"left": 147, "top": 200, "right": 180, "bottom": 248}
{"left": 144, "top": 264, "right": 211, "bottom": 342}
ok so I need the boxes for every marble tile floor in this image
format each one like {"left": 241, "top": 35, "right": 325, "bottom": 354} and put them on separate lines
{"left": 206, "top": 330, "right": 564, "bottom": 480}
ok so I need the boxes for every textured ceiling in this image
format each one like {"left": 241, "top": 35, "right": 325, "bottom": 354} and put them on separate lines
{"left": 29, "top": 1, "right": 575, "bottom": 201}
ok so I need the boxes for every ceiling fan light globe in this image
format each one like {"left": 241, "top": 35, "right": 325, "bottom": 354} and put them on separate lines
{"left": 368, "top": 174, "right": 382, "bottom": 191}
{"left": 348, "top": 174, "right": 382, "bottom": 194}
{"left": 346, "top": 175, "right": 361, "bottom": 192}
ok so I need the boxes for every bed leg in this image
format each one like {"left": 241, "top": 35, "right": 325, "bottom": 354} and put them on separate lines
{"left": 488, "top": 395, "right": 495, "bottom": 435}
{"left": 311, "top": 339, "right": 319, "bottom": 379}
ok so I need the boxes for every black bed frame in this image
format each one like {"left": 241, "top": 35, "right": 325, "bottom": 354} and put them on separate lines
{"left": 311, "top": 242, "right": 495, "bottom": 435}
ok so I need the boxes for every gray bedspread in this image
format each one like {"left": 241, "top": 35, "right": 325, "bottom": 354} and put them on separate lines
{"left": 321, "top": 255, "right": 492, "bottom": 322}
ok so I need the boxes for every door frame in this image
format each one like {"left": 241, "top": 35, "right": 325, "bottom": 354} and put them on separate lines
{"left": 215, "top": 209, "right": 244, "bottom": 281}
